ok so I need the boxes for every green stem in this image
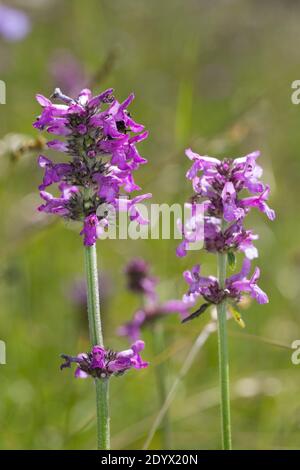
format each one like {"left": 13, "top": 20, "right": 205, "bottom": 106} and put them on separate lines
{"left": 95, "top": 378, "right": 110, "bottom": 450}
{"left": 152, "top": 323, "right": 172, "bottom": 449}
{"left": 85, "top": 244, "right": 103, "bottom": 346}
{"left": 217, "top": 250, "right": 232, "bottom": 450}
{"left": 84, "top": 244, "right": 110, "bottom": 450}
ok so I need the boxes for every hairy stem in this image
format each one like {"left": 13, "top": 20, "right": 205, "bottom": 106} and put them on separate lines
{"left": 95, "top": 378, "right": 110, "bottom": 450}
{"left": 85, "top": 244, "right": 110, "bottom": 450}
{"left": 217, "top": 250, "right": 232, "bottom": 450}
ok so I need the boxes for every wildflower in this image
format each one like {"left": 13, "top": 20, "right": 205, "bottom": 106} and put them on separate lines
{"left": 178, "top": 148, "right": 274, "bottom": 325}
{"left": 177, "top": 146, "right": 275, "bottom": 448}
{"left": 60, "top": 341, "right": 148, "bottom": 379}
{"left": 0, "top": 5, "right": 31, "bottom": 42}
{"left": 124, "top": 258, "right": 157, "bottom": 298}
{"left": 34, "top": 88, "right": 151, "bottom": 245}
{"left": 119, "top": 258, "right": 194, "bottom": 340}
{"left": 183, "top": 259, "right": 268, "bottom": 308}
{"left": 178, "top": 150, "right": 275, "bottom": 258}
{"left": 118, "top": 299, "right": 193, "bottom": 341}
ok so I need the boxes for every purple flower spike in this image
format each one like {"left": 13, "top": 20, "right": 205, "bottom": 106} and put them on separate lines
{"left": 124, "top": 258, "right": 157, "bottom": 298}
{"left": 178, "top": 150, "right": 274, "bottom": 259}
{"left": 60, "top": 341, "right": 148, "bottom": 379}
{"left": 34, "top": 88, "right": 150, "bottom": 244}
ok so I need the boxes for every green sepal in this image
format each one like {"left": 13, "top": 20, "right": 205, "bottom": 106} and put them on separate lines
{"left": 227, "top": 251, "right": 236, "bottom": 271}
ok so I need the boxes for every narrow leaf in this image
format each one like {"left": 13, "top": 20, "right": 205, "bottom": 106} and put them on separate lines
{"left": 181, "top": 303, "right": 210, "bottom": 324}
{"left": 227, "top": 251, "right": 236, "bottom": 270}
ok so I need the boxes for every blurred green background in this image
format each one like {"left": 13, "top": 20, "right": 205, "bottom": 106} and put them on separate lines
{"left": 0, "top": 0, "right": 299, "bottom": 450}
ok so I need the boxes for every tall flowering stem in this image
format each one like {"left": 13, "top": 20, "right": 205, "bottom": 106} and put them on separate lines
{"left": 34, "top": 87, "right": 149, "bottom": 450}
{"left": 178, "top": 149, "right": 275, "bottom": 449}
{"left": 85, "top": 244, "right": 109, "bottom": 449}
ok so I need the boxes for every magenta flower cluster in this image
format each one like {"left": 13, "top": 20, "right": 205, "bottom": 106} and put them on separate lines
{"left": 118, "top": 258, "right": 193, "bottom": 340}
{"left": 34, "top": 88, "right": 151, "bottom": 246}
{"left": 178, "top": 149, "right": 275, "bottom": 317}
{"left": 184, "top": 258, "right": 268, "bottom": 307}
{"left": 61, "top": 340, "right": 148, "bottom": 379}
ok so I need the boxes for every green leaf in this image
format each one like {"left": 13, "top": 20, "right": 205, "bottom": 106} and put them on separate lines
{"left": 227, "top": 251, "right": 236, "bottom": 270}
{"left": 181, "top": 303, "right": 210, "bottom": 324}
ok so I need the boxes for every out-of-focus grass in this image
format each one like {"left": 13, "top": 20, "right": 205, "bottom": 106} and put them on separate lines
{"left": 0, "top": 0, "right": 299, "bottom": 449}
